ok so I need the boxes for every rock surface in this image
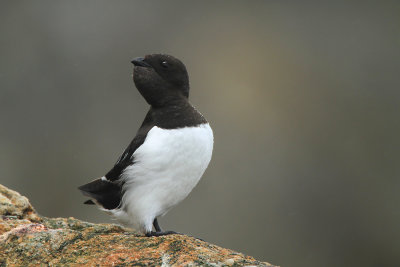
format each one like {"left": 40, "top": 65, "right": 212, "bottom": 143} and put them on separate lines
{"left": 0, "top": 184, "right": 276, "bottom": 266}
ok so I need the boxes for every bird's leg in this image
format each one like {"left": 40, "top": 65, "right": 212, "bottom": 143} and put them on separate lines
{"left": 153, "top": 218, "right": 162, "bottom": 232}
{"left": 146, "top": 219, "right": 204, "bottom": 240}
{"left": 146, "top": 218, "right": 180, "bottom": 237}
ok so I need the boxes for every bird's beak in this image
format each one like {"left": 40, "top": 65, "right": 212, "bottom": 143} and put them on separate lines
{"left": 131, "top": 57, "right": 152, "bottom": 68}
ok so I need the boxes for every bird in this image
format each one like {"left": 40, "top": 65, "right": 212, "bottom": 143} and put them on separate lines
{"left": 78, "top": 54, "right": 213, "bottom": 237}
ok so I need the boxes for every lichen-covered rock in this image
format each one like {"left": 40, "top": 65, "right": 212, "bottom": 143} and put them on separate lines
{"left": 0, "top": 184, "right": 41, "bottom": 223}
{"left": 0, "top": 184, "right": 276, "bottom": 266}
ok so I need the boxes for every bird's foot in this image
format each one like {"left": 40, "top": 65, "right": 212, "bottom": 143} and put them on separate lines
{"left": 145, "top": 230, "right": 181, "bottom": 237}
{"left": 145, "top": 231, "right": 204, "bottom": 241}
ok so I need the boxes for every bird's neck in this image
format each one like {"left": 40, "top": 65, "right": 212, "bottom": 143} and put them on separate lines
{"left": 150, "top": 101, "right": 207, "bottom": 129}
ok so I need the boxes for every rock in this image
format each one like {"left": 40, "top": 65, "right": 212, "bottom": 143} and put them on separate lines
{"left": 0, "top": 184, "right": 40, "bottom": 223}
{"left": 0, "top": 184, "right": 276, "bottom": 266}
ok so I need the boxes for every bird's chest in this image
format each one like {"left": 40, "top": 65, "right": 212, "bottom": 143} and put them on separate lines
{"left": 129, "top": 123, "right": 214, "bottom": 187}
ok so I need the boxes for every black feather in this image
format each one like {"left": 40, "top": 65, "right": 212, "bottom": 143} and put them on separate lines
{"left": 78, "top": 178, "right": 122, "bottom": 210}
{"left": 104, "top": 111, "right": 154, "bottom": 181}
{"left": 84, "top": 199, "right": 95, "bottom": 205}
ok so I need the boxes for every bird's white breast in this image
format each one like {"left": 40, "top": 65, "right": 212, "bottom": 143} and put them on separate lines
{"left": 113, "top": 123, "right": 213, "bottom": 233}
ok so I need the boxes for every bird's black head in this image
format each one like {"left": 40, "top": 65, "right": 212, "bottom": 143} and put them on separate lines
{"left": 131, "top": 54, "right": 190, "bottom": 107}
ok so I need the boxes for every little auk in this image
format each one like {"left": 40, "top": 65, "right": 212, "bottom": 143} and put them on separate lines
{"left": 78, "top": 54, "right": 213, "bottom": 236}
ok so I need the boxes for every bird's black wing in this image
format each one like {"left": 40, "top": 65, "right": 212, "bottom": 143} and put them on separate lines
{"left": 78, "top": 109, "right": 155, "bottom": 209}
{"left": 105, "top": 109, "right": 155, "bottom": 181}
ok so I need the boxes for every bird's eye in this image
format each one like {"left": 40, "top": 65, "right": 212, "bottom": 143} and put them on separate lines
{"left": 161, "top": 61, "right": 169, "bottom": 68}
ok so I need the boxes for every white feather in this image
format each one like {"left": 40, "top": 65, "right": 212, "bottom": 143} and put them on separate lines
{"left": 107, "top": 123, "right": 213, "bottom": 233}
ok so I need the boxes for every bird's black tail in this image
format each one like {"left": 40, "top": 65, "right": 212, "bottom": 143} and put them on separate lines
{"left": 78, "top": 178, "right": 123, "bottom": 210}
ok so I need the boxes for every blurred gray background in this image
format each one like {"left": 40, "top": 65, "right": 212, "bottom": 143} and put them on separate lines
{"left": 1, "top": 1, "right": 399, "bottom": 266}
